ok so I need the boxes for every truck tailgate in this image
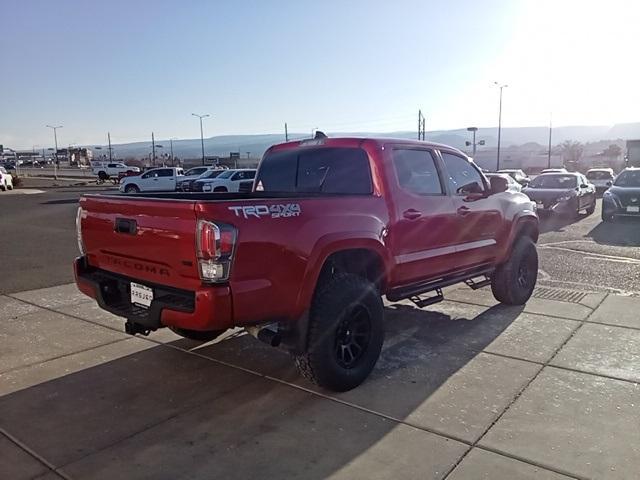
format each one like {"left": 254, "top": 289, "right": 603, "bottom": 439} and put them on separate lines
{"left": 79, "top": 195, "right": 201, "bottom": 290}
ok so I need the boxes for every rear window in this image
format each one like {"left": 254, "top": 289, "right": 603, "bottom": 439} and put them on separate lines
{"left": 587, "top": 170, "right": 613, "bottom": 180}
{"left": 256, "top": 147, "right": 372, "bottom": 194}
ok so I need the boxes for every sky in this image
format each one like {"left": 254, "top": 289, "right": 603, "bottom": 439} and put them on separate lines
{"left": 2, "top": 0, "right": 639, "bottom": 149}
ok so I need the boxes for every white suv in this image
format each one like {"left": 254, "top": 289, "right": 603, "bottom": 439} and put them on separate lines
{"left": 198, "top": 169, "right": 256, "bottom": 192}
{"left": 0, "top": 167, "right": 13, "bottom": 191}
{"left": 586, "top": 168, "right": 615, "bottom": 192}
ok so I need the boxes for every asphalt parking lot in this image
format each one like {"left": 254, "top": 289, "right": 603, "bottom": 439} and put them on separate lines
{"left": 2, "top": 186, "right": 640, "bottom": 479}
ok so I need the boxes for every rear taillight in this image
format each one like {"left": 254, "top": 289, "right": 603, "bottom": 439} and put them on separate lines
{"left": 196, "top": 220, "right": 237, "bottom": 283}
{"left": 76, "top": 207, "right": 85, "bottom": 255}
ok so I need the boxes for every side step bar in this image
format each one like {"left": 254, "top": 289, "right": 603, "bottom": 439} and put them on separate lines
{"left": 387, "top": 267, "right": 494, "bottom": 307}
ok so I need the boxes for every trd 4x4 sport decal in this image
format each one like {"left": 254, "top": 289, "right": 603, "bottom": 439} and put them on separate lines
{"left": 228, "top": 204, "right": 301, "bottom": 219}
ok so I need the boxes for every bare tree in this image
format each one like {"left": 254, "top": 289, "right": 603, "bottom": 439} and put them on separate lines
{"left": 560, "top": 140, "right": 584, "bottom": 166}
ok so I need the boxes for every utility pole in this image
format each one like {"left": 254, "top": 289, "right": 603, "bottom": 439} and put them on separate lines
{"left": 547, "top": 113, "right": 553, "bottom": 169}
{"left": 246, "top": 151, "right": 251, "bottom": 159}
{"left": 107, "top": 132, "right": 113, "bottom": 162}
{"left": 192, "top": 113, "right": 210, "bottom": 165}
{"left": 46, "top": 124, "right": 62, "bottom": 180}
{"left": 170, "top": 138, "right": 174, "bottom": 166}
{"left": 494, "top": 82, "right": 508, "bottom": 171}
{"left": 418, "top": 110, "right": 426, "bottom": 140}
{"left": 151, "top": 132, "right": 156, "bottom": 166}
{"left": 285, "top": 122, "right": 289, "bottom": 141}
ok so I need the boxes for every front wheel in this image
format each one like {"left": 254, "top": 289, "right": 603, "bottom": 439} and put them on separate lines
{"left": 125, "top": 184, "right": 140, "bottom": 193}
{"left": 491, "top": 236, "right": 538, "bottom": 305}
{"left": 294, "top": 273, "right": 384, "bottom": 392}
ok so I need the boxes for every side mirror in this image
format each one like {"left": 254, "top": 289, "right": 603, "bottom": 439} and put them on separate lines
{"left": 457, "top": 181, "right": 484, "bottom": 196}
{"left": 489, "top": 176, "right": 509, "bottom": 194}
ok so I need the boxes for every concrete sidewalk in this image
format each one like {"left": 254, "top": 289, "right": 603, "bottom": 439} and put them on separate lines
{"left": 1, "top": 283, "right": 638, "bottom": 479}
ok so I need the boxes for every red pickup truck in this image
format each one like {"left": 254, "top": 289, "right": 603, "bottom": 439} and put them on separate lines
{"left": 75, "top": 136, "right": 539, "bottom": 391}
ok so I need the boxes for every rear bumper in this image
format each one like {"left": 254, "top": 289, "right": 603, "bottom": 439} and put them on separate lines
{"left": 74, "top": 256, "right": 233, "bottom": 331}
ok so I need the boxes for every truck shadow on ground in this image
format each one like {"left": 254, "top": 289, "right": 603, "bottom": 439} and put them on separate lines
{"left": 586, "top": 217, "right": 640, "bottom": 247}
{"left": 538, "top": 211, "right": 590, "bottom": 234}
{"left": 0, "top": 301, "right": 523, "bottom": 479}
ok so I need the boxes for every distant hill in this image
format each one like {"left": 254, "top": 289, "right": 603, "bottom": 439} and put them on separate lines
{"left": 102, "top": 123, "right": 640, "bottom": 160}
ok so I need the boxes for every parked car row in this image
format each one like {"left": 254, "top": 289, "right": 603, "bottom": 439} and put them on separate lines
{"left": 118, "top": 166, "right": 257, "bottom": 194}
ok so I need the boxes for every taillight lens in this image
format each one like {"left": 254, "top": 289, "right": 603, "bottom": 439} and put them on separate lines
{"left": 196, "top": 220, "right": 236, "bottom": 283}
{"left": 76, "top": 207, "right": 85, "bottom": 255}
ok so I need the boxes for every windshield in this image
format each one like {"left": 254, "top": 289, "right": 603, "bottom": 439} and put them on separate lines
{"left": 587, "top": 171, "right": 613, "bottom": 180}
{"left": 200, "top": 169, "right": 224, "bottom": 179}
{"left": 186, "top": 167, "right": 207, "bottom": 176}
{"left": 529, "top": 174, "right": 578, "bottom": 189}
{"left": 614, "top": 170, "right": 640, "bottom": 187}
{"left": 216, "top": 170, "right": 234, "bottom": 179}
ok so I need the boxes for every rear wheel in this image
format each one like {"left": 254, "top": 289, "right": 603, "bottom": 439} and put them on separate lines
{"left": 169, "top": 327, "right": 225, "bottom": 342}
{"left": 125, "top": 184, "right": 140, "bottom": 193}
{"left": 491, "top": 236, "right": 538, "bottom": 305}
{"left": 294, "top": 273, "right": 384, "bottom": 392}
{"left": 586, "top": 199, "right": 596, "bottom": 215}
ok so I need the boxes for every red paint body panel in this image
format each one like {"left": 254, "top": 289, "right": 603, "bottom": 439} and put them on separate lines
{"left": 76, "top": 137, "right": 537, "bottom": 332}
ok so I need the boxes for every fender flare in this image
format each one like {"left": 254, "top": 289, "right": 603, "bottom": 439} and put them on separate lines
{"left": 293, "top": 232, "right": 391, "bottom": 319}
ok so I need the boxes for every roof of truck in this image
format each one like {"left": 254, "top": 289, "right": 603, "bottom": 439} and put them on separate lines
{"left": 268, "top": 136, "right": 467, "bottom": 156}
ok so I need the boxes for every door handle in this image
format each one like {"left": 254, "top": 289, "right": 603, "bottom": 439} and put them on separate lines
{"left": 457, "top": 206, "right": 471, "bottom": 216}
{"left": 403, "top": 209, "right": 422, "bottom": 220}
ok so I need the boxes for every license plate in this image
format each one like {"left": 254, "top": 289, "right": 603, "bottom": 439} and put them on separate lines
{"left": 130, "top": 282, "right": 153, "bottom": 308}
{"left": 627, "top": 206, "right": 640, "bottom": 213}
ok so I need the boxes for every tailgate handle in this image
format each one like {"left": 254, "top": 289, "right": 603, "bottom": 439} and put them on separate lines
{"left": 115, "top": 218, "right": 137, "bottom": 235}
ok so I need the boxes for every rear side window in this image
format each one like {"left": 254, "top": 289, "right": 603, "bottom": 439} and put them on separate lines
{"left": 257, "top": 147, "right": 372, "bottom": 194}
{"left": 392, "top": 149, "right": 443, "bottom": 195}
{"left": 157, "top": 169, "right": 173, "bottom": 177}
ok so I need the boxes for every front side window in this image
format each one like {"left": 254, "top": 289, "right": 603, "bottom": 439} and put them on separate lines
{"left": 392, "top": 149, "right": 443, "bottom": 195}
{"left": 142, "top": 170, "right": 157, "bottom": 179}
{"left": 441, "top": 152, "right": 485, "bottom": 194}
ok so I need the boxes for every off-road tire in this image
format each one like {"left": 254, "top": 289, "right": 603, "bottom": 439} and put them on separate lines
{"left": 169, "top": 327, "right": 225, "bottom": 342}
{"left": 491, "top": 236, "right": 538, "bottom": 305}
{"left": 294, "top": 273, "right": 384, "bottom": 392}
{"left": 125, "top": 184, "right": 140, "bottom": 193}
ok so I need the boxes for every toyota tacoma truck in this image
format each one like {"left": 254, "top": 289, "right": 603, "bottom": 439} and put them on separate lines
{"left": 75, "top": 136, "right": 539, "bottom": 392}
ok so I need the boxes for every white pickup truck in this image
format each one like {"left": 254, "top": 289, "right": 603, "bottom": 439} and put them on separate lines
{"left": 92, "top": 162, "right": 140, "bottom": 179}
{"left": 119, "top": 167, "right": 185, "bottom": 193}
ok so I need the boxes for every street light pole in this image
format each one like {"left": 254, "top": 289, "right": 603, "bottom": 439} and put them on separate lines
{"left": 46, "top": 124, "right": 62, "bottom": 180}
{"left": 151, "top": 132, "right": 156, "bottom": 166}
{"left": 192, "top": 113, "right": 210, "bottom": 166}
{"left": 494, "top": 82, "right": 508, "bottom": 171}
{"left": 170, "top": 139, "right": 174, "bottom": 166}
{"left": 547, "top": 113, "right": 553, "bottom": 169}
